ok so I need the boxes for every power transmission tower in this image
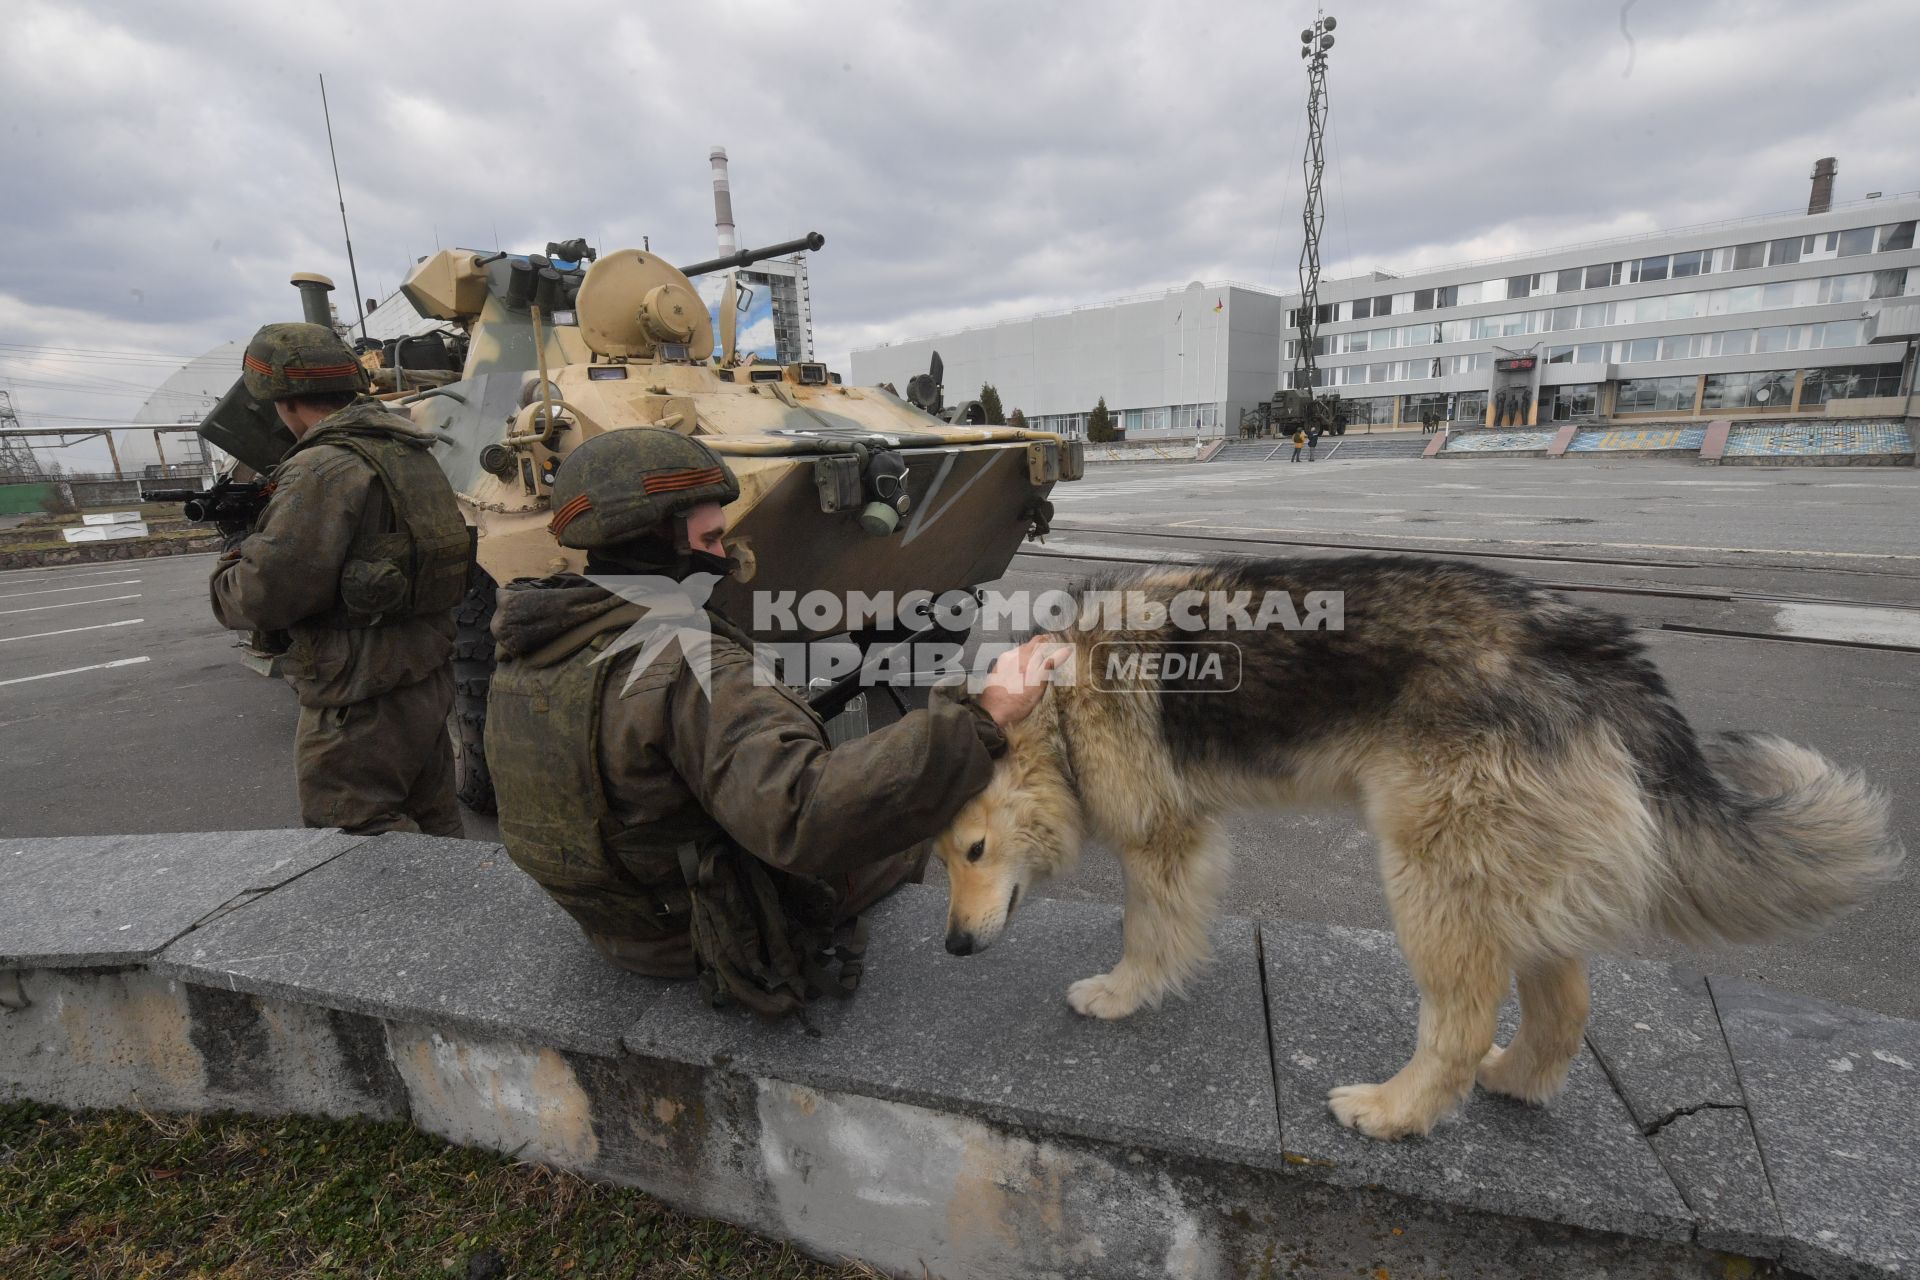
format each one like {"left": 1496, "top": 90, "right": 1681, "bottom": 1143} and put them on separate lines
{"left": 0, "top": 390, "right": 42, "bottom": 480}
{"left": 1293, "top": 13, "right": 1337, "bottom": 403}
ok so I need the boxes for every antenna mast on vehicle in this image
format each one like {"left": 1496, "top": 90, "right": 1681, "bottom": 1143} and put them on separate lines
{"left": 317, "top": 74, "right": 368, "bottom": 339}
{"left": 1293, "top": 13, "right": 1337, "bottom": 404}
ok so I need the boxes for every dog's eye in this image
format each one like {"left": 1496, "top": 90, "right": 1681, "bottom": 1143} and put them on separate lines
{"left": 967, "top": 839, "right": 985, "bottom": 863}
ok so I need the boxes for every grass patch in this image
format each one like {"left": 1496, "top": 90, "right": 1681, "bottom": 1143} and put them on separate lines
{"left": 0, "top": 1101, "right": 876, "bottom": 1280}
{"left": 0, "top": 504, "right": 214, "bottom": 555}
{"left": 0, "top": 526, "right": 213, "bottom": 555}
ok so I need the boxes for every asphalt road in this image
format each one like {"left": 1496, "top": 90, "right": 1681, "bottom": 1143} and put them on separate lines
{"left": 2, "top": 457, "right": 1915, "bottom": 1017}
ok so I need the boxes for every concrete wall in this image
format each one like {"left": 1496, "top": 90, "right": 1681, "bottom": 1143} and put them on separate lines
{"left": 6, "top": 829, "right": 1917, "bottom": 1280}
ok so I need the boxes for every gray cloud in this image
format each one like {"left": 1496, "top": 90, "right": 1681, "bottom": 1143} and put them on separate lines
{"left": 5, "top": 0, "right": 1917, "bottom": 444}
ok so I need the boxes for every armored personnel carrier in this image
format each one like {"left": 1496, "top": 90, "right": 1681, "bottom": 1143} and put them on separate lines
{"left": 198, "top": 233, "right": 1083, "bottom": 811}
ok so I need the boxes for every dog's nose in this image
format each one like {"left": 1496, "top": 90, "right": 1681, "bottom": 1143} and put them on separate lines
{"left": 946, "top": 932, "right": 975, "bottom": 957}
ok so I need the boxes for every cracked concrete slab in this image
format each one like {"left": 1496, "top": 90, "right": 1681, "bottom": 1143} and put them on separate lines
{"left": 1583, "top": 954, "right": 1783, "bottom": 1255}
{"left": 1262, "top": 921, "right": 1694, "bottom": 1244}
{"left": 1714, "top": 976, "right": 1920, "bottom": 1280}
{"left": 155, "top": 833, "right": 671, "bottom": 1058}
{"left": 1585, "top": 956, "right": 1744, "bottom": 1126}
{"left": 0, "top": 829, "right": 366, "bottom": 968}
{"left": 1648, "top": 1105, "right": 1783, "bottom": 1258}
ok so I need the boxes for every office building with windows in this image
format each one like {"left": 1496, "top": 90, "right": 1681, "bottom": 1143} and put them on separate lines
{"left": 1287, "top": 186, "right": 1920, "bottom": 429}
{"left": 850, "top": 283, "right": 1282, "bottom": 440}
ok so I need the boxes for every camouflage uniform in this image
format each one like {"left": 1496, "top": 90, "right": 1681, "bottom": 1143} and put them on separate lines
{"left": 211, "top": 324, "right": 472, "bottom": 837}
{"left": 485, "top": 430, "right": 1006, "bottom": 1008}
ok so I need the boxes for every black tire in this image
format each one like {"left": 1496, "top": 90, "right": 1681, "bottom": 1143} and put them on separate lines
{"left": 451, "top": 563, "right": 499, "bottom": 814}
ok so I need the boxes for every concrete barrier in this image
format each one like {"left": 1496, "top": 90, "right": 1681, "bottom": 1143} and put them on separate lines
{"left": 4, "top": 830, "right": 1915, "bottom": 1279}
{"left": 1431, "top": 418, "right": 1916, "bottom": 466}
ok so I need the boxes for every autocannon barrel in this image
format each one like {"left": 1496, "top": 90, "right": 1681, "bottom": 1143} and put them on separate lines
{"left": 678, "top": 232, "right": 826, "bottom": 278}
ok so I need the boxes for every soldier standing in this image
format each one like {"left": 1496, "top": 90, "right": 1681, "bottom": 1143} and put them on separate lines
{"left": 484, "top": 428, "right": 1060, "bottom": 1013}
{"left": 211, "top": 323, "right": 472, "bottom": 836}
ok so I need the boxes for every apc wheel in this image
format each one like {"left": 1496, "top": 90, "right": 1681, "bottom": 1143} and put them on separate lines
{"left": 451, "top": 563, "right": 498, "bottom": 815}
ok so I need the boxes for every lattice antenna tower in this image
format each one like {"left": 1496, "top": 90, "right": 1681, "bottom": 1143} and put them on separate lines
{"left": 0, "top": 390, "right": 42, "bottom": 479}
{"left": 1294, "top": 13, "right": 1337, "bottom": 401}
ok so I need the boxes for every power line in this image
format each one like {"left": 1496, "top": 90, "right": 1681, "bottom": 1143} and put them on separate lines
{"left": 1265, "top": 98, "right": 1306, "bottom": 288}
{"left": 0, "top": 340, "right": 212, "bottom": 362}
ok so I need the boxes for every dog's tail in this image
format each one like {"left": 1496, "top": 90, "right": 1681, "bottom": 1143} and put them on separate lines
{"left": 1654, "top": 731, "right": 1903, "bottom": 945}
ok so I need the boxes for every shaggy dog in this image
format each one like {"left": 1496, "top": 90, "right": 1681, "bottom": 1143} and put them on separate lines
{"left": 932, "top": 556, "right": 1901, "bottom": 1141}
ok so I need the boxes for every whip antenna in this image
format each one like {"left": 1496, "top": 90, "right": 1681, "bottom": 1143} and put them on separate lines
{"left": 318, "top": 73, "right": 367, "bottom": 338}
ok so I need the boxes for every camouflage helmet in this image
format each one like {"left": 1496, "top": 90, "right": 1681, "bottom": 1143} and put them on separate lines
{"left": 241, "top": 322, "right": 370, "bottom": 401}
{"left": 547, "top": 428, "right": 740, "bottom": 550}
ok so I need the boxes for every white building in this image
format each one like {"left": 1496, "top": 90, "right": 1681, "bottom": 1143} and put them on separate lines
{"left": 852, "top": 282, "right": 1282, "bottom": 440}
{"left": 852, "top": 169, "right": 1920, "bottom": 437}
{"left": 1294, "top": 184, "right": 1920, "bottom": 429}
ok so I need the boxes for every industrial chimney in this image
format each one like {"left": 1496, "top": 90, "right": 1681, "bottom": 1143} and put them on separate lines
{"left": 1808, "top": 157, "right": 1837, "bottom": 215}
{"left": 710, "top": 146, "right": 737, "bottom": 256}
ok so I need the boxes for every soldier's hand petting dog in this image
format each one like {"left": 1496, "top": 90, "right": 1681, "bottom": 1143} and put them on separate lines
{"left": 976, "top": 636, "right": 1071, "bottom": 728}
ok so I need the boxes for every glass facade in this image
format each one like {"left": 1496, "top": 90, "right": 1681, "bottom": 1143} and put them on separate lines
{"left": 1701, "top": 370, "right": 1796, "bottom": 411}
{"left": 1544, "top": 384, "right": 1599, "bottom": 421}
{"left": 1453, "top": 390, "right": 1489, "bottom": 423}
{"left": 1802, "top": 363, "right": 1905, "bottom": 402}
{"left": 1343, "top": 396, "right": 1396, "bottom": 426}
{"left": 1614, "top": 376, "right": 1698, "bottom": 414}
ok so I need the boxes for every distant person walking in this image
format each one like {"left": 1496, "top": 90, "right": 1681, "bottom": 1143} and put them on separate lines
{"left": 1291, "top": 428, "right": 1306, "bottom": 462}
{"left": 1307, "top": 426, "right": 1321, "bottom": 461}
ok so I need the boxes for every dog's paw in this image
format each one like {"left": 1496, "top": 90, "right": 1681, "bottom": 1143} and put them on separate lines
{"left": 1327, "top": 1082, "right": 1433, "bottom": 1141}
{"left": 1067, "top": 972, "right": 1141, "bottom": 1019}
{"left": 1476, "top": 1044, "right": 1569, "bottom": 1105}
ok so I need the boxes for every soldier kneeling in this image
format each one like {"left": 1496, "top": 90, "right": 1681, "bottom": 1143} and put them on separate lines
{"left": 486, "top": 429, "right": 1059, "bottom": 1015}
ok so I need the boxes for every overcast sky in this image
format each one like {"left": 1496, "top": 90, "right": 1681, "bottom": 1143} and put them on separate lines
{"left": 5, "top": 0, "right": 1919, "bottom": 446}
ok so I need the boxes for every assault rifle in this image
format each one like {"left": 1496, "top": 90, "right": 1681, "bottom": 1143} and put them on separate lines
{"left": 146, "top": 475, "right": 274, "bottom": 526}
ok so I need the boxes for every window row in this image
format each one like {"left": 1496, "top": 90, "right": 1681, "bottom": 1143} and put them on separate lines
{"left": 1292, "top": 327, "right": 1889, "bottom": 387}
{"left": 1322, "top": 364, "right": 1899, "bottom": 427}
{"left": 1030, "top": 402, "right": 1222, "bottom": 439}
{"left": 1287, "top": 220, "right": 1918, "bottom": 327}
{"left": 1554, "top": 319, "right": 1872, "bottom": 364}
{"left": 1283, "top": 268, "right": 1909, "bottom": 360}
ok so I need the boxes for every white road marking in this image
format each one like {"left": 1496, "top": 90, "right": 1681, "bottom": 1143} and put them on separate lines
{"left": 1772, "top": 603, "right": 1920, "bottom": 648}
{"left": 1031, "top": 539, "right": 1207, "bottom": 563}
{"left": 1650, "top": 480, "right": 1774, "bottom": 487}
{"left": 0, "top": 656, "right": 150, "bottom": 687}
{"left": 0, "top": 578, "right": 141, "bottom": 600}
{"left": 0, "top": 618, "right": 145, "bottom": 644}
{"left": 0, "top": 564, "right": 149, "bottom": 581}
{"left": 0, "top": 593, "right": 141, "bottom": 616}
{"left": 1163, "top": 520, "right": 1920, "bottom": 561}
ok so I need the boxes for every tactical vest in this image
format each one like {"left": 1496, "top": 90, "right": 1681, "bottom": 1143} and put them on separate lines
{"left": 488, "top": 623, "right": 696, "bottom": 968}
{"left": 488, "top": 615, "right": 868, "bottom": 1015}
{"left": 288, "top": 414, "right": 471, "bottom": 628}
